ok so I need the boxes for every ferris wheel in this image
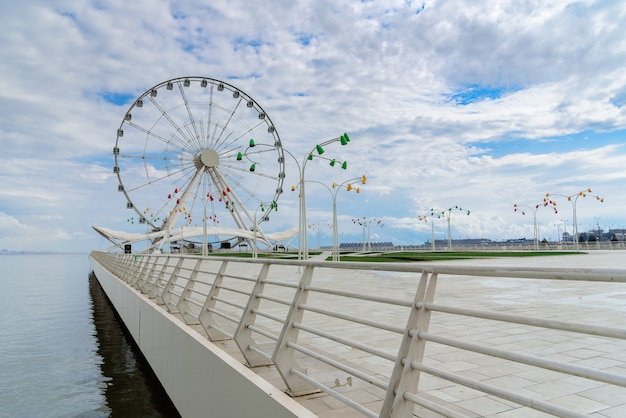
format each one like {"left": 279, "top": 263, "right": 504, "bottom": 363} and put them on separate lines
{"left": 113, "top": 76, "right": 285, "bottom": 247}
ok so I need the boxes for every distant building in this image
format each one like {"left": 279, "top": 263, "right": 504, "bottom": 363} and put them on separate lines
{"left": 609, "top": 229, "right": 626, "bottom": 241}
{"left": 339, "top": 241, "right": 394, "bottom": 251}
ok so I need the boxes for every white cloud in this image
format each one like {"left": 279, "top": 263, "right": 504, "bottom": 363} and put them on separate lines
{"left": 0, "top": 0, "right": 625, "bottom": 251}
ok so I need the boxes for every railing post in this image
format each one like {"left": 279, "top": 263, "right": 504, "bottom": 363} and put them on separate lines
{"left": 233, "top": 263, "right": 273, "bottom": 367}
{"left": 380, "top": 271, "right": 438, "bottom": 418}
{"left": 161, "top": 257, "right": 185, "bottom": 313}
{"left": 177, "top": 258, "right": 203, "bottom": 325}
{"left": 134, "top": 256, "right": 153, "bottom": 292}
{"left": 120, "top": 254, "right": 135, "bottom": 282}
{"left": 272, "top": 265, "right": 320, "bottom": 396}
{"left": 142, "top": 256, "right": 161, "bottom": 298}
{"left": 151, "top": 255, "right": 172, "bottom": 303}
{"left": 199, "top": 260, "right": 231, "bottom": 341}
{"left": 137, "top": 255, "right": 153, "bottom": 293}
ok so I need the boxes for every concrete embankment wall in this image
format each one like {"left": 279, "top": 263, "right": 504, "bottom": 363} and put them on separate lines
{"left": 90, "top": 254, "right": 314, "bottom": 418}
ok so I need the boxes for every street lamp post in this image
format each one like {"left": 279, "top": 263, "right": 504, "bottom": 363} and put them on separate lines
{"left": 307, "top": 223, "right": 320, "bottom": 251}
{"left": 352, "top": 217, "right": 384, "bottom": 251}
{"left": 240, "top": 133, "right": 351, "bottom": 261}
{"left": 252, "top": 201, "right": 277, "bottom": 259}
{"left": 185, "top": 190, "right": 213, "bottom": 256}
{"left": 352, "top": 217, "right": 367, "bottom": 251}
{"left": 367, "top": 218, "right": 383, "bottom": 251}
{"left": 545, "top": 188, "right": 604, "bottom": 251}
{"left": 201, "top": 194, "right": 210, "bottom": 256}
{"left": 293, "top": 133, "right": 351, "bottom": 261}
{"left": 300, "top": 175, "right": 365, "bottom": 261}
{"left": 428, "top": 206, "right": 470, "bottom": 251}
{"left": 418, "top": 215, "right": 436, "bottom": 251}
{"left": 352, "top": 215, "right": 383, "bottom": 252}
{"left": 560, "top": 219, "right": 569, "bottom": 243}
{"left": 594, "top": 217, "right": 602, "bottom": 244}
{"left": 513, "top": 200, "right": 557, "bottom": 251}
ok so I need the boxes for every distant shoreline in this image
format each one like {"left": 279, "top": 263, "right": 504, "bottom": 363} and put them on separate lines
{"left": 0, "top": 250, "right": 87, "bottom": 256}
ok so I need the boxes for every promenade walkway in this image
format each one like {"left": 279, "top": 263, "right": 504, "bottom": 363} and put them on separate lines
{"left": 94, "top": 250, "right": 626, "bottom": 417}
{"left": 191, "top": 250, "right": 626, "bottom": 417}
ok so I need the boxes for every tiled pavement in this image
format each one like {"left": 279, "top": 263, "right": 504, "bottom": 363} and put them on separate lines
{"left": 187, "top": 251, "right": 626, "bottom": 417}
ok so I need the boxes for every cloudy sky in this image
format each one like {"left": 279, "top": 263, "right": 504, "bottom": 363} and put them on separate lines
{"left": 1, "top": 0, "right": 625, "bottom": 252}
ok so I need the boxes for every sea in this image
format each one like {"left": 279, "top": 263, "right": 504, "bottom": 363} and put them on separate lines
{"left": 0, "top": 254, "right": 180, "bottom": 418}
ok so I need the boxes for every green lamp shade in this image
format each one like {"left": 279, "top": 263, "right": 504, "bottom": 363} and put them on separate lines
{"left": 249, "top": 163, "right": 256, "bottom": 172}
{"left": 329, "top": 159, "right": 336, "bottom": 167}
{"left": 307, "top": 154, "right": 313, "bottom": 160}
{"left": 341, "top": 133, "right": 350, "bottom": 144}
{"left": 341, "top": 161, "right": 347, "bottom": 169}
{"left": 237, "top": 152, "right": 243, "bottom": 161}
{"left": 249, "top": 139, "right": 255, "bottom": 147}
{"left": 316, "top": 144, "right": 325, "bottom": 155}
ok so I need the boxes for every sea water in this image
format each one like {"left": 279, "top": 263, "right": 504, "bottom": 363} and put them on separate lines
{"left": 0, "top": 254, "right": 179, "bottom": 417}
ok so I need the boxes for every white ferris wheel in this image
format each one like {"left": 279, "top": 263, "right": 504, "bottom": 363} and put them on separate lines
{"left": 113, "top": 76, "right": 285, "bottom": 249}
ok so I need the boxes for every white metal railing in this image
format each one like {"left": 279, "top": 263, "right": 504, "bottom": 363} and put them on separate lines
{"left": 91, "top": 251, "right": 626, "bottom": 418}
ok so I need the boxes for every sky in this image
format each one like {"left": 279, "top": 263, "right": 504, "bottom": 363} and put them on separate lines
{"left": 1, "top": 0, "right": 625, "bottom": 252}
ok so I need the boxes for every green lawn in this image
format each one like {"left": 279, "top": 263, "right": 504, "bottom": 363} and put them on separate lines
{"left": 329, "top": 251, "right": 581, "bottom": 262}
{"left": 201, "top": 250, "right": 581, "bottom": 262}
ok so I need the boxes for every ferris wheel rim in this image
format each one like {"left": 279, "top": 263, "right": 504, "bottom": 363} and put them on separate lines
{"left": 112, "top": 76, "right": 285, "bottom": 244}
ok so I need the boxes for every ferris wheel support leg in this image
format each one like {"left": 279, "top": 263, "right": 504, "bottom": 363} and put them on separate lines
{"left": 160, "top": 167, "right": 205, "bottom": 232}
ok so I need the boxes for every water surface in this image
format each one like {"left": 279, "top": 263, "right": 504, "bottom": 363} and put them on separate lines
{"left": 0, "top": 254, "right": 179, "bottom": 417}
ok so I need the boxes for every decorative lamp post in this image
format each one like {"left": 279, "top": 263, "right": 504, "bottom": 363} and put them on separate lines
{"left": 367, "top": 218, "right": 384, "bottom": 251}
{"left": 545, "top": 188, "right": 604, "bottom": 251}
{"left": 293, "top": 133, "right": 351, "bottom": 260}
{"left": 513, "top": 199, "right": 557, "bottom": 251}
{"left": 182, "top": 190, "right": 215, "bottom": 256}
{"left": 352, "top": 215, "right": 383, "bottom": 252}
{"left": 417, "top": 215, "right": 436, "bottom": 251}
{"left": 559, "top": 219, "right": 569, "bottom": 243}
{"left": 594, "top": 217, "right": 602, "bottom": 244}
{"left": 201, "top": 193, "right": 211, "bottom": 256}
{"left": 297, "top": 175, "right": 365, "bottom": 261}
{"left": 428, "top": 206, "right": 470, "bottom": 251}
{"left": 241, "top": 133, "right": 350, "bottom": 261}
{"left": 252, "top": 201, "right": 277, "bottom": 258}
{"left": 307, "top": 223, "right": 321, "bottom": 251}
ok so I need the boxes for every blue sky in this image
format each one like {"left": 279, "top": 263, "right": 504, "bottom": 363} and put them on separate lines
{"left": 1, "top": 0, "right": 625, "bottom": 252}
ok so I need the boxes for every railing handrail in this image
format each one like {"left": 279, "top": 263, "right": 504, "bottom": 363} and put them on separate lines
{"left": 113, "top": 252, "right": 626, "bottom": 281}
{"left": 91, "top": 251, "right": 626, "bottom": 418}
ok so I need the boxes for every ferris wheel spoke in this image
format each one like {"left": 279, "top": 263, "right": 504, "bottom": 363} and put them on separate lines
{"left": 207, "top": 169, "right": 248, "bottom": 230}
{"left": 217, "top": 118, "right": 268, "bottom": 155}
{"left": 218, "top": 168, "right": 264, "bottom": 205}
{"left": 147, "top": 95, "right": 198, "bottom": 152}
{"left": 177, "top": 82, "right": 203, "bottom": 152}
{"left": 203, "top": 85, "right": 215, "bottom": 148}
{"left": 220, "top": 162, "right": 279, "bottom": 182}
{"left": 213, "top": 99, "right": 243, "bottom": 150}
{"left": 117, "top": 153, "right": 178, "bottom": 162}
{"left": 125, "top": 163, "right": 196, "bottom": 194}
{"left": 124, "top": 121, "right": 188, "bottom": 154}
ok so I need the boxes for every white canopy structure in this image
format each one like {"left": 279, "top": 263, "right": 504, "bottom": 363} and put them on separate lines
{"left": 93, "top": 225, "right": 298, "bottom": 253}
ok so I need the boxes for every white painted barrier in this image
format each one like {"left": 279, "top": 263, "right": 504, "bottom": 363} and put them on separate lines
{"left": 90, "top": 254, "right": 315, "bottom": 418}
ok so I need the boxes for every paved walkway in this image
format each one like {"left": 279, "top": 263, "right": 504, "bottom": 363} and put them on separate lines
{"left": 191, "top": 251, "right": 626, "bottom": 417}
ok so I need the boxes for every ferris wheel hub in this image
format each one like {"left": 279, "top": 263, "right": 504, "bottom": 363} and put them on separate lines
{"left": 198, "top": 148, "right": 219, "bottom": 168}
